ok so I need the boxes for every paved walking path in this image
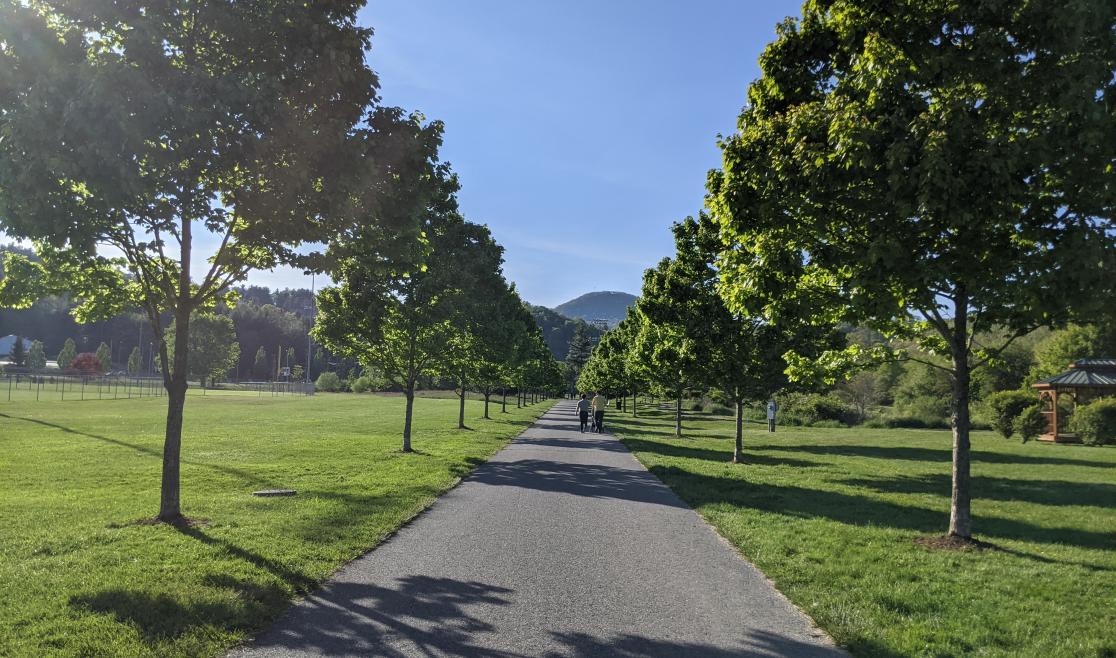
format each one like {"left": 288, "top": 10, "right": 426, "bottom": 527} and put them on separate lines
{"left": 232, "top": 400, "right": 844, "bottom": 658}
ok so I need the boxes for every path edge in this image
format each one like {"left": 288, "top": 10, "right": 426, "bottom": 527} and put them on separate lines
{"left": 605, "top": 421, "right": 848, "bottom": 655}
{"left": 224, "top": 398, "right": 560, "bottom": 657}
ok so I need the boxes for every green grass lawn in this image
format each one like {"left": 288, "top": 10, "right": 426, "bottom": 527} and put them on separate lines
{"left": 610, "top": 402, "right": 1116, "bottom": 658}
{"left": 0, "top": 392, "right": 553, "bottom": 657}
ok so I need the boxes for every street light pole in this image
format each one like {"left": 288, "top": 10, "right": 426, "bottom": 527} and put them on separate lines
{"left": 306, "top": 273, "right": 315, "bottom": 385}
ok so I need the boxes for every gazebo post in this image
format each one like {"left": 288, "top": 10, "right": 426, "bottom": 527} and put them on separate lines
{"left": 1051, "top": 389, "right": 1058, "bottom": 439}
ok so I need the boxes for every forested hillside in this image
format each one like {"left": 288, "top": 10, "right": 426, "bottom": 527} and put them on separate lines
{"left": 525, "top": 303, "right": 603, "bottom": 360}
{"left": 554, "top": 291, "right": 636, "bottom": 326}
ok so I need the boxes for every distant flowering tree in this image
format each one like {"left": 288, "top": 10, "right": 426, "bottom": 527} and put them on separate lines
{"left": 71, "top": 353, "right": 103, "bottom": 376}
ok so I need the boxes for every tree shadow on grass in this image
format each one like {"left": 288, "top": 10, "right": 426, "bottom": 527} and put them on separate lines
{"left": 174, "top": 525, "right": 318, "bottom": 593}
{"left": 840, "top": 473, "right": 1116, "bottom": 509}
{"left": 622, "top": 438, "right": 821, "bottom": 468}
{"left": 0, "top": 412, "right": 278, "bottom": 487}
{"left": 648, "top": 465, "right": 1115, "bottom": 553}
{"left": 759, "top": 443, "right": 1116, "bottom": 469}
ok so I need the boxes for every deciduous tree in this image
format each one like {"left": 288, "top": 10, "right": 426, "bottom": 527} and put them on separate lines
{"left": 57, "top": 338, "right": 75, "bottom": 373}
{"left": 95, "top": 342, "right": 111, "bottom": 373}
{"left": 708, "top": 1, "right": 1116, "bottom": 538}
{"left": 166, "top": 312, "right": 240, "bottom": 388}
{"left": 0, "top": 1, "right": 436, "bottom": 522}
{"left": 27, "top": 340, "right": 46, "bottom": 371}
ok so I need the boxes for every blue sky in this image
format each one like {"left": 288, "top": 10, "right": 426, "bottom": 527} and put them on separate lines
{"left": 344, "top": 0, "right": 802, "bottom": 307}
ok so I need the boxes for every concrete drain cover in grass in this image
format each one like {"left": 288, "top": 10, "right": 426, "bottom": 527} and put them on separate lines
{"left": 252, "top": 489, "right": 297, "bottom": 497}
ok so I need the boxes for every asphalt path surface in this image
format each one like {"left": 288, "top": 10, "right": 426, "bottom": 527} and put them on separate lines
{"left": 231, "top": 400, "right": 845, "bottom": 657}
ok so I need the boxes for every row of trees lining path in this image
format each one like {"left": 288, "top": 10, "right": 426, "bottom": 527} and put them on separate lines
{"left": 0, "top": 2, "right": 562, "bottom": 523}
{"left": 581, "top": 2, "right": 1116, "bottom": 542}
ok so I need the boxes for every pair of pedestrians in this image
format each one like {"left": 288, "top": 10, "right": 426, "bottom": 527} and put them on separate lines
{"left": 576, "top": 392, "right": 607, "bottom": 433}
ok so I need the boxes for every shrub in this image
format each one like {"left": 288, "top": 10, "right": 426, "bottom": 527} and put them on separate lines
{"left": 315, "top": 371, "right": 342, "bottom": 392}
{"left": 1013, "top": 405, "right": 1047, "bottom": 443}
{"left": 780, "top": 393, "right": 858, "bottom": 426}
{"left": 893, "top": 397, "right": 950, "bottom": 428}
{"left": 1072, "top": 398, "right": 1116, "bottom": 446}
{"left": 864, "top": 414, "right": 950, "bottom": 430}
{"left": 350, "top": 372, "right": 386, "bottom": 394}
{"left": 708, "top": 404, "right": 735, "bottom": 417}
{"left": 810, "top": 419, "right": 845, "bottom": 428}
{"left": 986, "top": 390, "right": 1039, "bottom": 439}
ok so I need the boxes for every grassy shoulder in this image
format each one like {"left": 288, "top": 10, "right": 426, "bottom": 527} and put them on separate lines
{"left": 0, "top": 392, "right": 553, "bottom": 657}
{"left": 609, "top": 402, "right": 1116, "bottom": 658}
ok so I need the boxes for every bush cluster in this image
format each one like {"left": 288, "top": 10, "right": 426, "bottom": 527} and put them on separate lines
{"left": 1072, "top": 398, "right": 1116, "bottom": 446}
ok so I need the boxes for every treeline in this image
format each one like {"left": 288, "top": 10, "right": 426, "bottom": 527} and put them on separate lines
{"left": 579, "top": 2, "right": 1116, "bottom": 543}
{"left": 0, "top": 2, "right": 562, "bottom": 523}
{"left": 0, "top": 252, "right": 334, "bottom": 382}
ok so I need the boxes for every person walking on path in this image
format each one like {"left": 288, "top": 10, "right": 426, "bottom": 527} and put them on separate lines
{"left": 575, "top": 394, "right": 591, "bottom": 433}
{"left": 592, "top": 391, "right": 607, "bottom": 433}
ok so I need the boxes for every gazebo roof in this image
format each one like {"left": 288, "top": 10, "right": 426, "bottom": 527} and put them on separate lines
{"left": 1033, "top": 358, "right": 1116, "bottom": 388}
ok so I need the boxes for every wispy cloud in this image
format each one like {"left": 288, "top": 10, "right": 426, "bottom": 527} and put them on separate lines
{"left": 501, "top": 233, "right": 653, "bottom": 268}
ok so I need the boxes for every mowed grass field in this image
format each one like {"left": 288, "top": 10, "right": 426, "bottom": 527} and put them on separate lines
{"left": 610, "top": 402, "right": 1116, "bottom": 658}
{"left": 0, "top": 391, "right": 554, "bottom": 657}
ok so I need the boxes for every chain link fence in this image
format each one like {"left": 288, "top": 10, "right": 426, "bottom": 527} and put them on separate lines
{"left": 2, "top": 373, "right": 314, "bottom": 402}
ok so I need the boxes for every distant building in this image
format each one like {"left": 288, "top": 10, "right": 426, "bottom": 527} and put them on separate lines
{"left": 589, "top": 319, "right": 611, "bottom": 331}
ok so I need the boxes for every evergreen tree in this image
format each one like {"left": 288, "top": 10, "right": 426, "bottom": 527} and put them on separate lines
{"left": 8, "top": 335, "right": 26, "bottom": 367}
{"left": 565, "top": 322, "right": 594, "bottom": 390}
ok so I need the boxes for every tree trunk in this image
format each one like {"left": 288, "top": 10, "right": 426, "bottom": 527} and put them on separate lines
{"left": 632, "top": 389, "right": 638, "bottom": 417}
{"left": 159, "top": 210, "right": 192, "bottom": 522}
{"left": 458, "top": 376, "right": 466, "bottom": 429}
{"left": 402, "top": 382, "right": 415, "bottom": 453}
{"left": 501, "top": 388, "right": 507, "bottom": 413}
{"left": 949, "top": 293, "right": 972, "bottom": 539}
{"left": 732, "top": 398, "right": 744, "bottom": 463}
{"left": 675, "top": 392, "right": 683, "bottom": 438}
{"left": 484, "top": 391, "right": 491, "bottom": 419}
{"left": 159, "top": 376, "right": 187, "bottom": 521}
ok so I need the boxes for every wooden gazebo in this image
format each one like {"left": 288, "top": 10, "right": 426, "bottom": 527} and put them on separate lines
{"left": 1032, "top": 359, "right": 1116, "bottom": 442}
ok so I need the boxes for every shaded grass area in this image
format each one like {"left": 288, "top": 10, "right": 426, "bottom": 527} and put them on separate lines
{"left": 610, "top": 403, "right": 1116, "bottom": 658}
{"left": 0, "top": 393, "right": 553, "bottom": 657}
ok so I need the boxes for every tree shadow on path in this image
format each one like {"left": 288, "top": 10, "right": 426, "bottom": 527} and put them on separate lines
{"left": 468, "top": 458, "right": 688, "bottom": 508}
{"left": 238, "top": 575, "right": 847, "bottom": 658}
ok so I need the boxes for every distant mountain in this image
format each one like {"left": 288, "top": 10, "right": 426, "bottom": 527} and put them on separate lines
{"left": 553, "top": 291, "right": 637, "bottom": 328}
{"left": 524, "top": 304, "right": 605, "bottom": 361}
